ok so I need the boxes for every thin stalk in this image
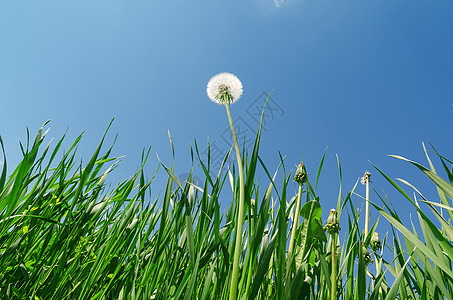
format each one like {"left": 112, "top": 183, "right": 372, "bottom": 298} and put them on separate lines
{"left": 373, "top": 253, "right": 379, "bottom": 294}
{"left": 224, "top": 97, "right": 246, "bottom": 300}
{"left": 244, "top": 251, "right": 253, "bottom": 297}
{"left": 244, "top": 200, "right": 255, "bottom": 297}
{"left": 364, "top": 172, "right": 371, "bottom": 237}
{"left": 285, "top": 183, "right": 303, "bottom": 293}
{"left": 363, "top": 173, "right": 371, "bottom": 299}
{"left": 267, "top": 253, "right": 274, "bottom": 297}
{"left": 330, "top": 232, "right": 337, "bottom": 300}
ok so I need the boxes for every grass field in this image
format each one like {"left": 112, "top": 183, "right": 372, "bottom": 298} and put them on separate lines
{"left": 1, "top": 99, "right": 452, "bottom": 299}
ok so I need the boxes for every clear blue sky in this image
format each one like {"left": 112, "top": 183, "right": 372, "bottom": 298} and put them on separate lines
{"left": 1, "top": 1, "right": 452, "bottom": 227}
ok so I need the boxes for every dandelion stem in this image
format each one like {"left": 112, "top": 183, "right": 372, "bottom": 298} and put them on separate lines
{"left": 365, "top": 175, "right": 370, "bottom": 237}
{"left": 331, "top": 232, "right": 337, "bottom": 300}
{"left": 224, "top": 96, "right": 246, "bottom": 300}
{"left": 244, "top": 200, "right": 255, "bottom": 297}
{"left": 285, "top": 182, "right": 303, "bottom": 293}
{"left": 326, "top": 208, "right": 340, "bottom": 300}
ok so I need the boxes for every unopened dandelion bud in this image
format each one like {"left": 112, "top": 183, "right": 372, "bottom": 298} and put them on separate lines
{"left": 362, "top": 243, "right": 373, "bottom": 265}
{"left": 325, "top": 209, "right": 340, "bottom": 234}
{"left": 370, "top": 232, "right": 381, "bottom": 251}
{"left": 293, "top": 163, "right": 307, "bottom": 184}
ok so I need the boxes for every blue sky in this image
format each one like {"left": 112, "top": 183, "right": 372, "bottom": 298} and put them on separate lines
{"left": 1, "top": 1, "right": 452, "bottom": 227}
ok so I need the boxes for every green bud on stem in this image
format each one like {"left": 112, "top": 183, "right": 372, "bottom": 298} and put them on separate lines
{"left": 293, "top": 163, "right": 307, "bottom": 184}
{"left": 362, "top": 243, "right": 373, "bottom": 265}
{"left": 370, "top": 232, "right": 381, "bottom": 252}
{"left": 325, "top": 209, "right": 340, "bottom": 235}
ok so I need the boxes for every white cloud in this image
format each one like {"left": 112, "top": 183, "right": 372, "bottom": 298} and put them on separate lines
{"left": 273, "top": 0, "right": 287, "bottom": 7}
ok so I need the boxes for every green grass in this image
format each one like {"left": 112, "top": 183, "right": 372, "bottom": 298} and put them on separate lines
{"left": 1, "top": 115, "right": 452, "bottom": 299}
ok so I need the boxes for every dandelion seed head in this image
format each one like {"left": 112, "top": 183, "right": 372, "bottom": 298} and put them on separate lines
{"left": 360, "top": 171, "right": 371, "bottom": 185}
{"left": 360, "top": 177, "right": 366, "bottom": 185}
{"left": 207, "top": 72, "right": 243, "bottom": 105}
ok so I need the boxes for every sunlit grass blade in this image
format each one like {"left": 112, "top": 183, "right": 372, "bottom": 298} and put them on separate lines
{"left": 389, "top": 154, "right": 453, "bottom": 201}
{"left": 384, "top": 249, "right": 413, "bottom": 300}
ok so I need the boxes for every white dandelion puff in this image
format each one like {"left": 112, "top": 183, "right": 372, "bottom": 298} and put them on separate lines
{"left": 207, "top": 72, "right": 243, "bottom": 105}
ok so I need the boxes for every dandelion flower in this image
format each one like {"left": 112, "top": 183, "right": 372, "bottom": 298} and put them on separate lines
{"left": 207, "top": 72, "right": 243, "bottom": 105}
